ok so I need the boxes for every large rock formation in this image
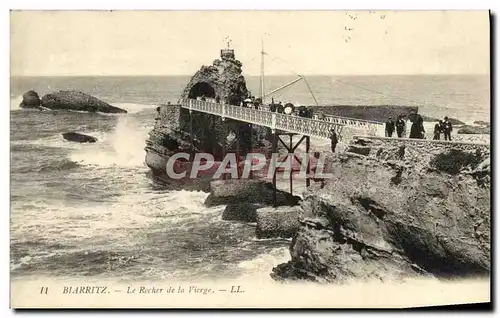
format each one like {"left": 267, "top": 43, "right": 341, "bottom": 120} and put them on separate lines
{"left": 272, "top": 139, "right": 490, "bottom": 283}
{"left": 145, "top": 48, "right": 269, "bottom": 189}
{"left": 181, "top": 48, "right": 249, "bottom": 105}
{"left": 40, "top": 90, "right": 127, "bottom": 113}
{"left": 19, "top": 90, "right": 42, "bottom": 109}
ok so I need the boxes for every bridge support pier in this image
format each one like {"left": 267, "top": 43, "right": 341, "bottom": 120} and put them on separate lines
{"left": 271, "top": 132, "right": 311, "bottom": 208}
{"left": 189, "top": 110, "right": 194, "bottom": 157}
{"left": 221, "top": 118, "right": 227, "bottom": 180}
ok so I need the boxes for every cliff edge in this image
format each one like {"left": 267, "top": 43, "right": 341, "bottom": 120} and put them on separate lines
{"left": 272, "top": 138, "right": 490, "bottom": 283}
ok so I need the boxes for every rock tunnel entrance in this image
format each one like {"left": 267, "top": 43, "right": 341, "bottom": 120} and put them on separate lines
{"left": 188, "top": 82, "right": 216, "bottom": 99}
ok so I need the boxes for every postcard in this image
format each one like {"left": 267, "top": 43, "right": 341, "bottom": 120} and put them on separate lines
{"left": 10, "top": 10, "right": 491, "bottom": 308}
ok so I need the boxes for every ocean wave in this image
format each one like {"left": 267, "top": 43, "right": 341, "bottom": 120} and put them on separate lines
{"left": 10, "top": 95, "right": 23, "bottom": 110}
{"left": 68, "top": 116, "right": 150, "bottom": 167}
{"left": 237, "top": 247, "right": 291, "bottom": 273}
{"left": 14, "top": 158, "right": 81, "bottom": 174}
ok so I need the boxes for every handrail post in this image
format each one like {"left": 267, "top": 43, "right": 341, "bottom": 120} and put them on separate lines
{"left": 271, "top": 112, "right": 276, "bottom": 132}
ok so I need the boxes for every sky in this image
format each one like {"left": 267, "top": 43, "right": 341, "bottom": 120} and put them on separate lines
{"left": 10, "top": 10, "right": 490, "bottom": 76}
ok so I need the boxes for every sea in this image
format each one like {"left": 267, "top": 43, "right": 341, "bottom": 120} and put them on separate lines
{"left": 10, "top": 75, "right": 490, "bottom": 283}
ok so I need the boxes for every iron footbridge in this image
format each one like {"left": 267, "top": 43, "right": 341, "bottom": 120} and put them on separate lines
{"left": 181, "top": 98, "right": 382, "bottom": 139}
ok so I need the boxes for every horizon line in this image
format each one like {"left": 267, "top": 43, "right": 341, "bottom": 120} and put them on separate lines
{"left": 10, "top": 72, "right": 489, "bottom": 78}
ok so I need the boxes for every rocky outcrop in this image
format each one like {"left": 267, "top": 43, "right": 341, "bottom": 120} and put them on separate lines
{"left": 457, "top": 125, "right": 491, "bottom": 135}
{"left": 205, "top": 179, "right": 301, "bottom": 207}
{"left": 19, "top": 90, "right": 42, "bottom": 109}
{"left": 62, "top": 132, "right": 97, "bottom": 143}
{"left": 40, "top": 90, "right": 127, "bottom": 113}
{"left": 145, "top": 49, "right": 269, "bottom": 189}
{"left": 181, "top": 49, "right": 250, "bottom": 106}
{"left": 256, "top": 206, "right": 301, "bottom": 239}
{"left": 312, "top": 105, "right": 418, "bottom": 123}
{"left": 272, "top": 142, "right": 490, "bottom": 283}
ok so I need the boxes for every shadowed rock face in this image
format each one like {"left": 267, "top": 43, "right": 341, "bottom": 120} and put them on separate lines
{"left": 41, "top": 90, "right": 127, "bottom": 113}
{"left": 272, "top": 144, "right": 490, "bottom": 283}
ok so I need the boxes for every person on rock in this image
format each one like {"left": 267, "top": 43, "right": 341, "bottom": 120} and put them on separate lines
{"left": 385, "top": 117, "right": 395, "bottom": 137}
{"left": 433, "top": 120, "right": 442, "bottom": 140}
{"left": 395, "top": 115, "right": 406, "bottom": 138}
{"left": 442, "top": 116, "right": 453, "bottom": 141}
{"left": 329, "top": 129, "right": 338, "bottom": 152}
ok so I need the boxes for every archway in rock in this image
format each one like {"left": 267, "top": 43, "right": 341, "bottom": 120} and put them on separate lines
{"left": 188, "top": 82, "right": 216, "bottom": 99}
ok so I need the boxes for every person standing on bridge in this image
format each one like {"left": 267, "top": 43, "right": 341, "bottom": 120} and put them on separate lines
{"left": 385, "top": 117, "right": 395, "bottom": 137}
{"left": 442, "top": 116, "right": 453, "bottom": 141}
{"left": 395, "top": 115, "right": 406, "bottom": 138}
{"left": 329, "top": 129, "right": 338, "bottom": 152}
{"left": 409, "top": 111, "right": 425, "bottom": 139}
{"left": 433, "top": 120, "right": 442, "bottom": 140}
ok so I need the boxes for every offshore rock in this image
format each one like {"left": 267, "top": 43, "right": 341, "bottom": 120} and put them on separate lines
{"left": 255, "top": 206, "right": 301, "bottom": 239}
{"left": 272, "top": 143, "right": 490, "bottom": 283}
{"left": 62, "top": 132, "right": 98, "bottom": 143}
{"left": 41, "top": 90, "right": 127, "bottom": 114}
{"left": 19, "top": 90, "right": 42, "bottom": 109}
{"left": 204, "top": 179, "right": 301, "bottom": 207}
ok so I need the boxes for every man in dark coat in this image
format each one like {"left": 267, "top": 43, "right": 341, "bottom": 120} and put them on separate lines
{"left": 433, "top": 120, "right": 442, "bottom": 140}
{"left": 395, "top": 115, "right": 406, "bottom": 138}
{"left": 385, "top": 117, "right": 395, "bottom": 137}
{"left": 442, "top": 116, "right": 453, "bottom": 141}
{"left": 329, "top": 129, "right": 338, "bottom": 152}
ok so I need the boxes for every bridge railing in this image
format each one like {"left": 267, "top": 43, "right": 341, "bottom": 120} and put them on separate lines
{"left": 182, "top": 99, "right": 382, "bottom": 139}
{"left": 225, "top": 103, "right": 274, "bottom": 127}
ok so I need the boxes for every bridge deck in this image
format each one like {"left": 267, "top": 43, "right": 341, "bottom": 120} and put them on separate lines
{"left": 181, "top": 99, "right": 382, "bottom": 140}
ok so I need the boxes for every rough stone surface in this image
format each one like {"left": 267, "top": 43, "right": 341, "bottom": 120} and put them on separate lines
{"left": 255, "top": 206, "right": 301, "bottom": 239}
{"left": 41, "top": 90, "right": 127, "bottom": 113}
{"left": 19, "top": 90, "right": 42, "bottom": 109}
{"left": 204, "top": 179, "right": 301, "bottom": 207}
{"left": 272, "top": 143, "right": 491, "bottom": 283}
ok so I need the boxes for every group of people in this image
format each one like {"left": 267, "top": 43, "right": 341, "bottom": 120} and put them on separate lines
{"left": 433, "top": 117, "right": 453, "bottom": 141}
{"left": 385, "top": 113, "right": 453, "bottom": 140}
{"left": 384, "top": 115, "right": 408, "bottom": 138}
